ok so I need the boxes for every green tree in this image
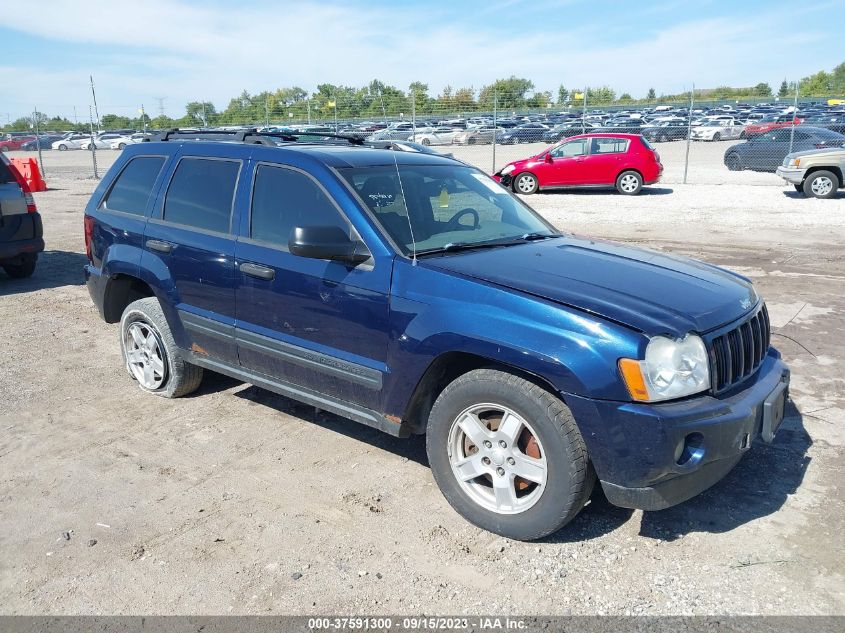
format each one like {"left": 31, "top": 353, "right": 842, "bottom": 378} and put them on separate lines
{"left": 778, "top": 79, "right": 789, "bottom": 97}
{"left": 557, "top": 84, "right": 568, "bottom": 105}
{"left": 100, "top": 114, "right": 132, "bottom": 129}
{"left": 646, "top": 87, "right": 656, "bottom": 100}
{"left": 799, "top": 71, "right": 832, "bottom": 96}
{"left": 753, "top": 82, "right": 772, "bottom": 97}
{"left": 408, "top": 82, "right": 430, "bottom": 112}
{"left": 478, "top": 76, "right": 535, "bottom": 109}
{"left": 832, "top": 62, "right": 845, "bottom": 93}
{"left": 618, "top": 93, "right": 633, "bottom": 102}
{"left": 587, "top": 86, "right": 616, "bottom": 104}
{"left": 185, "top": 101, "right": 217, "bottom": 126}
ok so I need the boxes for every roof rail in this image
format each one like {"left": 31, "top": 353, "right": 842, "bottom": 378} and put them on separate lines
{"left": 147, "top": 128, "right": 364, "bottom": 146}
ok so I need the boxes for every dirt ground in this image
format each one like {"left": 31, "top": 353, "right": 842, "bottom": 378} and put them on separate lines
{"left": 0, "top": 148, "right": 843, "bottom": 615}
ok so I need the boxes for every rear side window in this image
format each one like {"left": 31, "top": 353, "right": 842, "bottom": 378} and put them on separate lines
{"left": 250, "top": 165, "right": 350, "bottom": 248}
{"left": 102, "top": 156, "right": 165, "bottom": 215}
{"left": 591, "top": 137, "right": 629, "bottom": 154}
{"left": 164, "top": 158, "right": 240, "bottom": 233}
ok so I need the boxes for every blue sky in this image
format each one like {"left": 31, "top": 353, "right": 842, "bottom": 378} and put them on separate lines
{"left": 0, "top": 0, "right": 841, "bottom": 121}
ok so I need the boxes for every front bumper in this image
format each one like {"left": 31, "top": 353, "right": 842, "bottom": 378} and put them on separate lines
{"left": 775, "top": 166, "right": 805, "bottom": 185}
{"left": 565, "top": 351, "right": 790, "bottom": 511}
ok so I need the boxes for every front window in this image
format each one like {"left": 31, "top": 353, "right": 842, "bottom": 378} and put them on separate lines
{"left": 550, "top": 138, "right": 588, "bottom": 158}
{"left": 339, "top": 165, "right": 556, "bottom": 255}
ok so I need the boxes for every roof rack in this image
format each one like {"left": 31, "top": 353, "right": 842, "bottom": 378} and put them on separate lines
{"left": 147, "top": 128, "right": 364, "bottom": 146}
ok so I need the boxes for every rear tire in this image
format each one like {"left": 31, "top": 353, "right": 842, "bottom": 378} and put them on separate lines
{"left": 803, "top": 170, "right": 839, "bottom": 199}
{"left": 426, "top": 369, "right": 594, "bottom": 541}
{"left": 513, "top": 172, "right": 539, "bottom": 195}
{"left": 615, "top": 170, "right": 643, "bottom": 195}
{"left": 2, "top": 253, "right": 37, "bottom": 278}
{"left": 712, "top": 132, "right": 721, "bottom": 141}
{"left": 420, "top": 138, "right": 430, "bottom": 146}
{"left": 58, "top": 144, "right": 68, "bottom": 151}
{"left": 120, "top": 297, "right": 203, "bottom": 398}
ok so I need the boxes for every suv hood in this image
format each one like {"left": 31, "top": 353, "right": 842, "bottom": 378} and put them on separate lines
{"left": 785, "top": 146, "right": 845, "bottom": 160}
{"left": 422, "top": 236, "right": 757, "bottom": 337}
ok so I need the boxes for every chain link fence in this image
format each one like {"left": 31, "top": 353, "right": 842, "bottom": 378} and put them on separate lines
{"left": 5, "top": 83, "right": 845, "bottom": 187}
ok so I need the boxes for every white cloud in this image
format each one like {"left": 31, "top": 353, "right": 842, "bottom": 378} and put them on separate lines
{"left": 0, "top": 0, "right": 839, "bottom": 119}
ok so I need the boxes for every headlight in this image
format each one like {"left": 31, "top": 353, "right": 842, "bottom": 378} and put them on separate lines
{"left": 787, "top": 158, "right": 800, "bottom": 167}
{"left": 619, "top": 334, "right": 710, "bottom": 402}
{"left": 500, "top": 164, "right": 515, "bottom": 175}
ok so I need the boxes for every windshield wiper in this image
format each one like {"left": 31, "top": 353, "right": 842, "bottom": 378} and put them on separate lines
{"left": 520, "top": 232, "right": 560, "bottom": 241}
{"left": 415, "top": 233, "right": 561, "bottom": 257}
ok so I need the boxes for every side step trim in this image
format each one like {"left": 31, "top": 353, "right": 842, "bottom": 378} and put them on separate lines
{"left": 183, "top": 350, "right": 408, "bottom": 438}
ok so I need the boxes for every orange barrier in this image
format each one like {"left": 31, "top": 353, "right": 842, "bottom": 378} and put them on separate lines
{"left": 10, "top": 157, "right": 47, "bottom": 192}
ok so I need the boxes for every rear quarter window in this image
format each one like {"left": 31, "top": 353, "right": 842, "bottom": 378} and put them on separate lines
{"left": 101, "top": 156, "right": 166, "bottom": 215}
{"left": 163, "top": 157, "right": 240, "bottom": 233}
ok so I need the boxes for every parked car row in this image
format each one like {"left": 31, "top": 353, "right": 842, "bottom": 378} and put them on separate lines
{"left": 0, "top": 130, "right": 152, "bottom": 152}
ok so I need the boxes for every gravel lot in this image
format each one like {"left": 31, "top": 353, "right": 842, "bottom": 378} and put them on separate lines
{"left": 0, "top": 147, "right": 843, "bottom": 615}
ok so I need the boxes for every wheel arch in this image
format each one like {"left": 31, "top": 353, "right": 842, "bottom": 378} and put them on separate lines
{"left": 400, "top": 351, "right": 567, "bottom": 435}
{"left": 102, "top": 274, "right": 156, "bottom": 323}
{"left": 805, "top": 165, "right": 842, "bottom": 187}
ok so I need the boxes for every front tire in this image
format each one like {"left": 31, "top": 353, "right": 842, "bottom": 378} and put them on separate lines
{"left": 2, "top": 253, "right": 37, "bottom": 278}
{"left": 725, "top": 153, "right": 742, "bottom": 171}
{"left": 803, "top": 170, "right": 839, "bottom": 199}
{"left": 58, "top": 144, "right": 68, "bottom": 151}
{"left": 513, "top": 172, "right": 539, "bottom": 195}
{"left": 712, "top": 132, "right": 721, "bottom": 141}
{"left": 426, "top": 369, "right": 594, "bottom": 541}
{"left": 120, "top": 297, "right": 203, "bottom": 398}
{"left": 420, "top": 138, "right": 430, "bottom": 146}
{"left": 615, "top": 170, "right": 643, "bottom": 195}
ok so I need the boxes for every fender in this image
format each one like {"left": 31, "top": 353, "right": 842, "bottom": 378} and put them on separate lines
{"left": 381, "top": 261, "right": 643, "bottom": 419}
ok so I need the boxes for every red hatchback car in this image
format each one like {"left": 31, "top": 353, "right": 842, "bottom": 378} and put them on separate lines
{"left": 493, "top": 133, "right": 662, "bottom": 195}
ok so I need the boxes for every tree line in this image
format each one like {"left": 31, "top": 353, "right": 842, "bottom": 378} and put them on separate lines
{"left": 5, "top": 62, "right": 844, "bottom": 133}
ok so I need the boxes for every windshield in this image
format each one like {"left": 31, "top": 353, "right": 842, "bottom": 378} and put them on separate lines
{"left": 339, "top": 164, "right": 557, "bottom": 255}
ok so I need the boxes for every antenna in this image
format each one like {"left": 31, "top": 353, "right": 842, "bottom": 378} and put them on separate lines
{"left": 379, "top": 87, "right": 417, "bottom": 265}
{"left": 391, "top": 146, "right": 416, "bottom": 266}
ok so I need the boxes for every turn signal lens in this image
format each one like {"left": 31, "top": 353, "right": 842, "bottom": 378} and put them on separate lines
{"left": 619, "top": 358, "right": 650, "bottom": 401}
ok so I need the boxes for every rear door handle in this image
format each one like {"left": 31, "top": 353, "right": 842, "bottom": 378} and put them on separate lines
{"left": 239, "top": 262, "right": 275, "bottom": 281}
{"left": 146, "top": 239, "right": 174, "bottom": 254}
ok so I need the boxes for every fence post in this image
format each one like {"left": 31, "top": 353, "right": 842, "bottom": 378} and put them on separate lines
{"left": 683, "top": 83, "right": 694, "bottom": 184}
{"left": 88, "top": 105, "right": 99, "bottom": 180}
{"left": 788, "top": 80, "right": 799, "bottom": 155}
{"left": 411, "top": 92, "right": 416, "bottom": 142}
{"left": 33, "top": 106, "right": 45, "bottom": 179}
{"left": 581, "top": 87, "right": 588, "bottom": 134}
{"left": 492, "top": 88, "right": 497, "bottom": 175}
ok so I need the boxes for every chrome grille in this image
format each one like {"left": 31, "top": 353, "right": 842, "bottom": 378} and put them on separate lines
{"left": 710, "top": 304, "right": 771, "bottom": 393}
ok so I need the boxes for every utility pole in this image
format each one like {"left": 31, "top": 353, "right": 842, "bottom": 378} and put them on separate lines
{"left": 156, "top": 97, "right": 166, "bottom": 118}
{"left": 265, "top": 95, "right": 270, "bottom": 128}
{"left": 140, "top": 104, "right": 147, "bottom": 133}
{"left": 90, "top": 75, "right": 101, "bottom": 130}
{"left": 411, "top": 92, "right": 416, "bottom": 142}
{"left": 307, "top": 99, "right": 312, "bottom": 125}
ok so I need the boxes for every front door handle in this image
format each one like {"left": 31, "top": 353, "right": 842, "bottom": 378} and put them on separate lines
{"left": 239, "top": 262, "right": 275, "bottom": 281}
{"left": 146, "top": 239, "right": 174, "bottom": 254}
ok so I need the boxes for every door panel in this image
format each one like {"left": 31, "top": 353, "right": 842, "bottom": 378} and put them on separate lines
{"left": 143, "top": 155, "right": 241, "bottom": 364}
{"left": 234, "top": 163, "right": 392, "bottom": 410}
{"left": 545, "top": 138, "right": 590, "bottom": 185}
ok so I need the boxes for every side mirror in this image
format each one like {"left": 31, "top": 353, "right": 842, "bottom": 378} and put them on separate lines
{"left": 289, "top": 225, "right": 370, "bottom": 264}
{"left": 544, "top": 153, "right": 553, "bottom": 163}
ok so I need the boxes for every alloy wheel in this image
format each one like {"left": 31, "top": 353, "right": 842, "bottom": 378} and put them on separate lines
{"left": 811, "top": 176, "right": 834, "bottom": 197}
{"left": 447, "top": 403, "right": 547, "bottom": 515}
{"left": 124, "top": 322, "right": 167, "bottom": 389}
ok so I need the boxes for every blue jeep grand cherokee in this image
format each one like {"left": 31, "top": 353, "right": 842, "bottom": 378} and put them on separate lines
{"left": 83, "top": 131, "right": 790, "bottom": 540}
